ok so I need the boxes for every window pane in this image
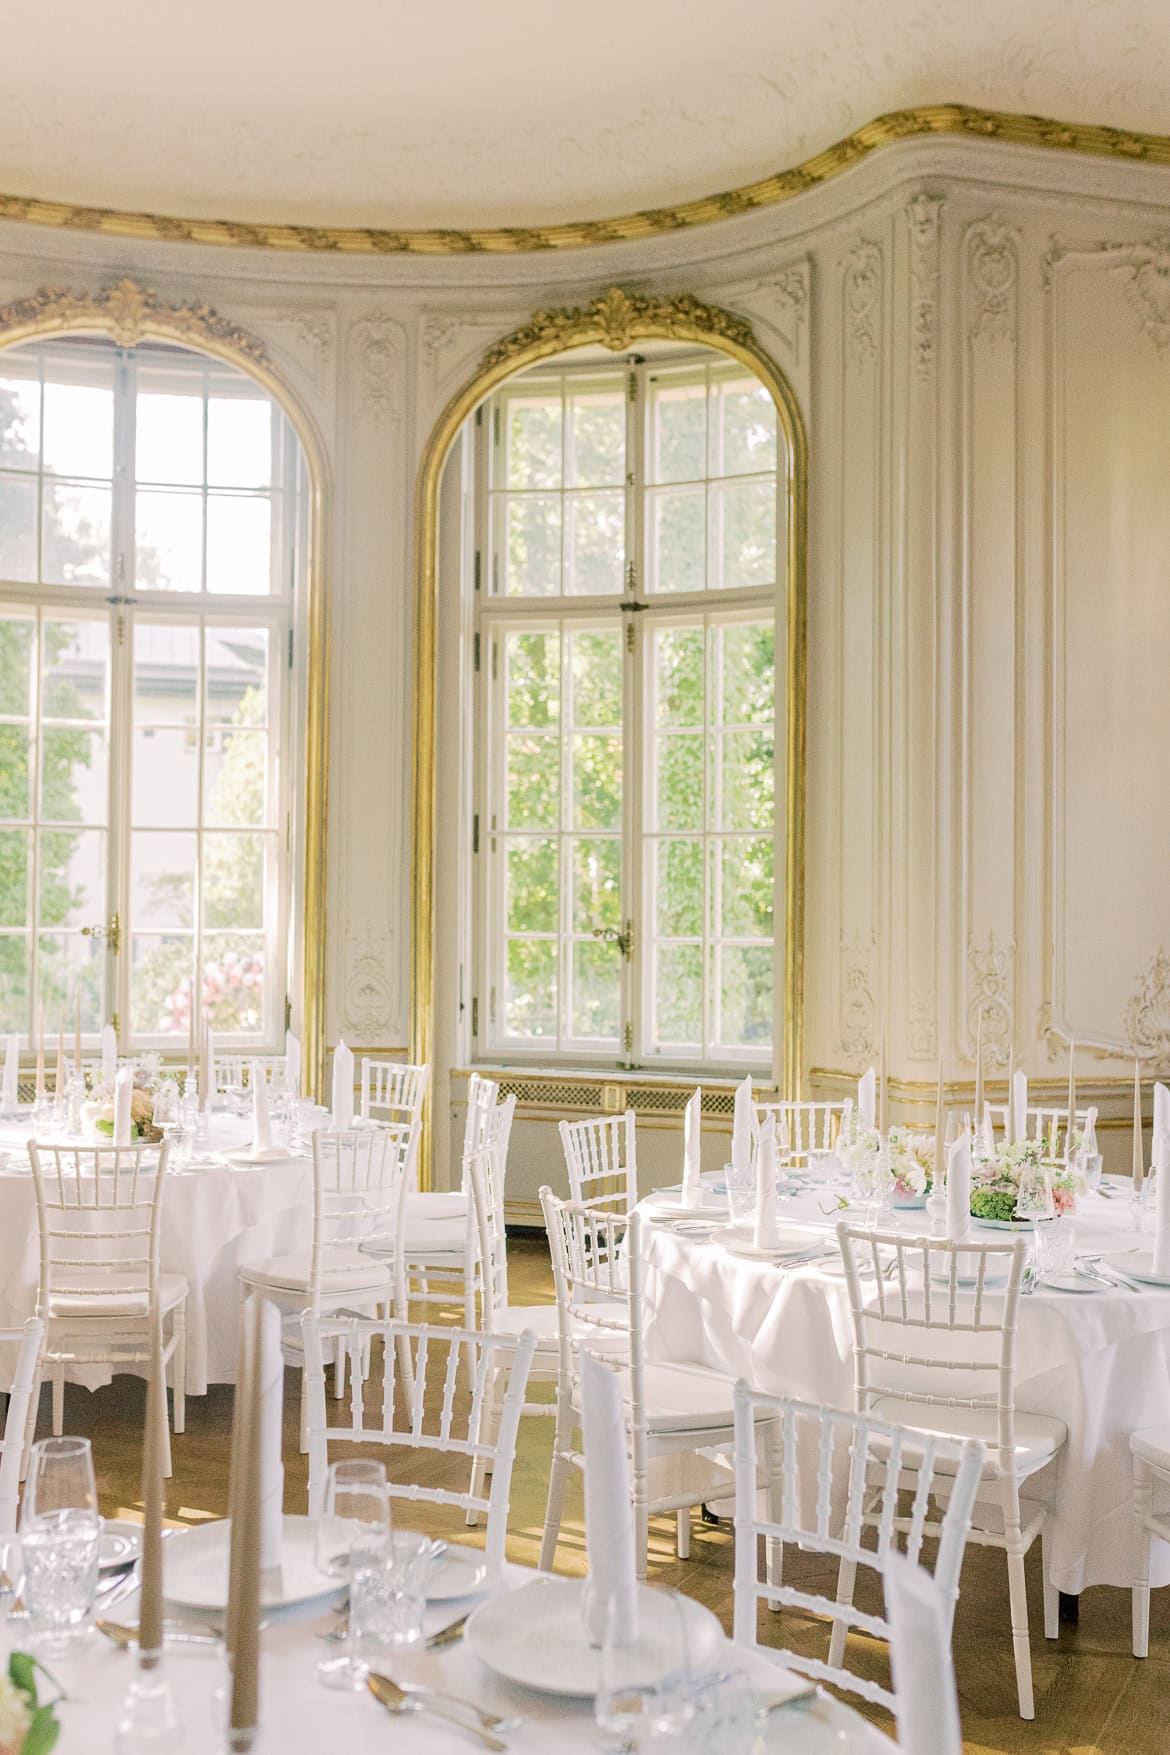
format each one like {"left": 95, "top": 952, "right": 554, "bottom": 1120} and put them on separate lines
{"left": 713, "top": 480, "right": 775, "bottom": 591}
{"left": 37, "top": 931, "right": 103, "bottom": 1029}
{"left": 208, "top": 397, "right": 273, "bottom": 490}
{"left": 655, "top": 734, "right": 703, "bottom": 831}
{"left": 132, "top": 727, "right": 198, "bottom": 827}
{"left": 571, "top": 734, "right": 621, "bottom": 831}
{"left": 711, "top": 377, "right": 777, "bottom": 477}
{"left": 570, "top": 628, "right": 621, "bottom": 726}
{"left": 131, "top": 934, "right": 195, "bottom": 1037}
{"left": 42, "top": 482, "right": 111, "bottom": 586}
{"left": 571, "top": 939, "right": 620, "bottom": 1041}
{"left": 43, "top": 619, "right": 107, "bottom": 722}
{"left": 506, "top": 838, "right": 557, "bottom": 933}
{"left": 0, "top": 727, "right": 30, "bottom": 819}
{"left": 206, "top": 494, "right": 272, "bottom": 594}
{"left": 506, "top": 631, "right": 559, "bottom": 726}
{"left": 207, "top": 628, "right": 268, "bottom": 725}
{"left": 0, "top": 829, "right": 29, "bottom": 924}
{"left": 505, "top": 938, "right": 556, "bottom": 1038}
{"left": 42, "top": 378, "right": 113, "bottom": 479}
{"left": 202, "top": 933, "right": 266, "bottom": 1032}
{"left": 716, "top": 944, "right": 773, "bottom": 1048}
{"left": 135, "top": 488, "right": 203, "bottom": 592}
{"left": 0, "top": 936, "right": 29, "bottom": 1032}
{"left": 571, "top": 837, "right": 620, "bottom": 934}
{"left": 565, "top": 492, "right": 623, "bottom": 596}
{"left": 655, "top": 840, "right": 703, "bottom": 938}
{"left": 654, "top": 627, "right": 704, "bottom": 727}
{"left": 651, "top": 380, "right": 706, "bottom": 483}
{"left": 134, "top": 623, "right": 200, "bottom": 727}
{"left": 132, "top": 832, "right": 196, "bottom": 928}
{"left": 136, "top": 391, "right": 204, "bottom": 486}
{"left": 718, "top": 837, "right": 773, "bottom": 938}
{"left": 38, "top": 829, "right": 106, "bottom": 927}
{"left": 655, "top": 943, "right": 702, "bottom": 1046}
{"left": 0, "top": 372, "right": 40, "bottom": 467}
{"left": 566, "top": 388, "right": 624, "bottom": 488}
{"left": 40, "top": 728, "right": 107, "bottom": 824}
{"left": 0, "top": 614, "right": 34, "bottom": 715}
{"left": 203, "top": 832, "right": 265, "bottom": 930}
{"left": 0, "top": 475, "right": 37, "bottom": 581}
{"left": 720, "top": 622, "right": 774, "bottom": 723}
{"left": 505, "top": 395, "right": 562, "bottom": 490}
{"left": 503, "top": 496, "right": 561, "bottom": 596}
{"left": 650, "top": 487, "right": 705, "bottom": 594}
{"left": 506, "top": 734, "right": 559, "bottom": 830}
{"left": 718, "top": 729, "right": 773, "bottom": 832}
{"left": 206, "top": 729, "right": 268, "bottom": 826}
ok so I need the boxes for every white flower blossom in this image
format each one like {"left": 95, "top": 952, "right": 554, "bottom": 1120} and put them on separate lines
{"left": 0, "top": 1674, "right": 31, "bottom": 1751}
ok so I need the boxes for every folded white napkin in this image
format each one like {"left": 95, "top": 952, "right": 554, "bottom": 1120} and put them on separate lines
{"left": 1, "top": 1034, "right": 18, "bottom": 1111}
{"left": 753, "top": 1114, "right": 781, "bottom": 1249}
{"left": 284, "top": 1031, "right": 301, "bottom": 1104}
{"left": 331, "top": 1039, "right": 354, "bottom": 1131}
{"left": 886, "top": 1551, "right": 962, "bottom": 1755}
{"left": 100, "top": 1025, "right": 117, "bottom": 1088}
{"left": 250, "top": 1058, "right": 272, "bottom": 1155}
{"left": 113, "top": 1065, "right": 134, "bottom": 1146}
{"left": 1010, "top": 1070, "right": 1028, "bottom": 1144}
{"left": 581, "top": 1349, "right": 638, "bottom": 1646}
{"left": 255, "top": 1294, "right": 284, "bottom": 1575}
{"left": 945, "top": 1131, "right": 971, "bottom": 1243}
{"left": 1154, "top": 1084, "right": 1170, "bottom": 1173}
{"left": 731, "top": 1075, "right": 754, "bottom": 1176}
{"left": 858, "top": 1065, "right": 876, "bottom": 1131}
{"left": 681, "top": 1087, "right": 703, "bottom": 1207}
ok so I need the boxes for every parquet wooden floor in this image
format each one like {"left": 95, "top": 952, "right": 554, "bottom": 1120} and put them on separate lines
{"left": 48, "top": 1238, "right": 1170, "bottom": 1755}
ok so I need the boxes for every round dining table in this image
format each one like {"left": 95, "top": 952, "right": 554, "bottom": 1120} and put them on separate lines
{"left": 0, "top": 1108, "right": 320, "bottom": 1394}
{"left": 638, "top": 1175, "right": 1170, "bottom": 1595}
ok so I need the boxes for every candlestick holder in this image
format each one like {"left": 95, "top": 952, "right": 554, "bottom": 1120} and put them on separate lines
{"left": 114, "top": 1650, "right": 185, "bottom": 1752}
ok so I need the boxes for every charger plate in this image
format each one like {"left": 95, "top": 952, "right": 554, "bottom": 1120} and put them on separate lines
{"left": 164, "top": 1515, "right": 342, "bottom": 1615}
{"left": 100, "top": 1521, "right": 143, "bottom": 1570}
{"left": 1040, "top": 1271, "right": 1105, "bottom": 1294}
{"left": 429, "top": 1546, "right": 489, "bottom": 1602}
{"left": 465, "top": 1577, "right": 722, "bottom": 1698}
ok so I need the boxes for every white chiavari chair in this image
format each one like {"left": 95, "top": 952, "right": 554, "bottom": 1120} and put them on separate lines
{"left": 539, "top": 1191, "right": 777, "bottom": 1577}
{"left": 754, "top": 1100, "right": 849, "bottom": 1162}
{"left": 27, "top": 1139, "right": 188, "bottom": 1474}
{"left": 239, "top": 1123, "right": 411, "bottom": 1444}
{"left": 213, "top": 1054, "right": 288, "bottom": 1099}
{"left": 834, "top": 1223, "right": 1065, "bottom": 1719}
{"left": 559, "top": 1112, "right": 638, "bottom": 1216}
{"left": 1130, "top": 1425, "right": 1170, "bottom": 1658}
{"left": 359, "top": 1059, "right": 429, "bottom": 1187}
{"left": 984, "top": 1103, "right": 1096, "bottom": 1154}
{"left": 733, "top": 1386, "right": 984, "bottom": 1717}
{"left": 0, "top": 1319, "right": 44, "bottom": 1534}
{"left": 302, "top": 1313, "right": 537, "bottom": 1578}
{"left": 403, "top": 1071, "right": 498, "bottom": 1230}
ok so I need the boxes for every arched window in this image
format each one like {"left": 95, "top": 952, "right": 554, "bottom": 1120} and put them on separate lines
{"left": 0, "top": 334, "right": 307, "bottom": 1053}
{"left": 467, "top": 343, "right": 784, "bottom": 1072}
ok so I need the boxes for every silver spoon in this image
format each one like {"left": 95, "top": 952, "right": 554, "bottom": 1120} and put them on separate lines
{"left": 367, "top": 1674, "right": 507, "bottom": 1750}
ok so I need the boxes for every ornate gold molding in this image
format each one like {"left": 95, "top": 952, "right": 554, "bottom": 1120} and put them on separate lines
{"left": 2, "top": 105, "right": 1170, "bottom": 257}
{"left": 411, "top": 288, "right": 808, "bottom": 1182}
{"left": 0, "top": 277, "right": 331, "bottom": 1101}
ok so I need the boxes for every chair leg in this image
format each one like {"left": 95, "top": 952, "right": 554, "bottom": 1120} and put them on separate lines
{"left": 676, "top": 1508, "right": 691, "bottom": 1560}
{"left": 172, "top": 1304, "right": 187, "bottom": 1436}
{"left": 51, "top": 1365, "right": 64, "bottom": 1436}
{"left": 762, "top": 1423, "right": 783, "bottom": 1612}
{"left": 1004, "top": 1521, "right": 1035, "bottom": 1720}
{"left": 466, "top": 1366, "right": 500, "bottom": 1528}
{"left": 333, "top": 1341, "right": 346, "bottom": 1401}
{"left": 1132, "top": 1454, "right": 1153, "bottom": 1659}
{"left": 539, "top": 1412, "right": 573, "bottom": 1573}
{"left": 827, "top": 1553, "right": 858, "bottom": 1668}
{"left": 299, "top": 1372, "right": 309, "bottom": 1454}
{"left": 1040, "top": 1522, "right": 1059, "bottom": 1640}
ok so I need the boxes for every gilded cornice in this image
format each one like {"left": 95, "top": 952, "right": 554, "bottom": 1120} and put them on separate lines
{"left": 0, "top": 277, "right": 269, "bottom": 365}
{"left": 1, "top": 105, "right": 1169, "bottom": 257}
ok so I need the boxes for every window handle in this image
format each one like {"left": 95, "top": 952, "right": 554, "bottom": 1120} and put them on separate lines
{"left": 81, "top": 912, "right": 122, "bottom": 956}
{"left": 592, "top": 919, "right": 633, "bottom": 962}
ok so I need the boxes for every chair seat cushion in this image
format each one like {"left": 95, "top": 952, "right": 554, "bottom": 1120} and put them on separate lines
{"left": 1131, "top": 1425, "right": 1170, "bottom": 1470}
{"left": 868, "top": 1396, "right": 1067, "bottom": 1475}
{"left": 49, "top": 1270, "right": 188, "bottom": 1319}
{"left": 490, "top": 1303, "right": 629, "bottom": 1358}
{"left": 617, "top": 1360, "right": 743, "bottom": 1435}
{"left": 403, "top": 1192, "right": 468, "bottom": 1223}
{"left": 401, "top": 1219, "right": 469, "bottom": 1255}
{"left": 240, "top": 1252, "right": 391, "bottom": 1295}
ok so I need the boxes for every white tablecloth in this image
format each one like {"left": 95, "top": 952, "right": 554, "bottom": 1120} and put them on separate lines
{"left": 639, "top": 1181, "right": 1170, "bottom": 1594}
{"left": 0, "top": 1112, "right": 315, "bottom": 1394}
{"left": 38, "top": 1560, "right": 890, "bottom": 1753}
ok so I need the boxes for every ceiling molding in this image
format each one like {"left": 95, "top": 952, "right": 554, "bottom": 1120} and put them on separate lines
{"left": 2, "top": 104, "right": 1170, "bottom": 259}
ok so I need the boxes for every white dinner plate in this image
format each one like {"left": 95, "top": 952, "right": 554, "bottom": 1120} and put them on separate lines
{"left": 1040, "top": 1271, "right": 1105, "bottom": 1294}
{"left": 164, "top": 1515, "right": 343, "bottom": 1615}
{"left": 665, "top": 1218, "right": 723, "bottom": 1239}
{"left": 428, "top": 1545, "right": 489, "bottom": 1602}
{"left": 100, "top": 1520, "right": 143, "bottom": 1570}
{"left": 1101, "top": 1251, "right": 1170, "bottom": 1288}
{"left": 643, "top": 1191, "right": 728, "bottom": 1218}
{"left": 465, "top": 1577, "right": 723, "bottom": 1698}
{"left": 971, "top": 1216, "right": 1036, "bottom": 1232}
{"left": 226, "top": 1148, "right": 290, "bottom": 1167}
{"left": 720, "top": 1240, "right": 823, "bottom": 1266}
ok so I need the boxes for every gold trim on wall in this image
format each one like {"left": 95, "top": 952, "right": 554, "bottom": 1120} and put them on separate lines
{"left": 0, "top": 279, "right": 332, "bottom": 1098}
{"left": 410, "top": 286, "right": 808, "bottom": 1184}
{"left": 0, "top": 106, "right": 1168, "bottom": 256}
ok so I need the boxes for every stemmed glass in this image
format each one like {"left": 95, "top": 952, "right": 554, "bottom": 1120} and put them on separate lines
{"left": 315, "top": 1461, "right": 391, "bottom": 1690}
{"left": 595, "top": 1590, "right": 695, "bottom": 1754}
{"left": 20, "top": 1437, "right": 102, "bottom": 1650}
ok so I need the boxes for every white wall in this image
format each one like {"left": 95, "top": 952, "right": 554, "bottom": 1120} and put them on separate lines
{"left": 4, "top": 130, "right": 1169, "bottom": 1200}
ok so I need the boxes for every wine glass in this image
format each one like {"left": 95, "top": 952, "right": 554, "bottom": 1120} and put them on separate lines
{"left": 595, "top": 1589, "right": 694, "bottom": 1753}
{"left": 315, "top": 1460, "right": 391, "bottom": 1691}
{"left": 21, "top": 1437, "right": 101, "bottom": 1648}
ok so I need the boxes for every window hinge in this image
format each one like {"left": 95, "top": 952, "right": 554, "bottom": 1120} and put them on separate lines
{"left": 491, "top": 639, "right": 498, "bottom": 681}
{"left": 627, "top": 371, "right": 637, "bottom": 403}
{"left": 471, "top": 997, "right": 479, "bottom": 1037}
{"left": 116, "top": 551, "right": 126, "bottom": 585}
{"left": 473, "top": 632, "right": 481, "bottom": 672}
{"left": 288, "top": 629, "right": 294, "bottom": 669}
{"left": 111, "top": 1012, "right": 120, "bottom": 1037}
{"left": 624, "top": 560, "right": 636, "bottom": 592}
{"left": 625, "top": 621, "right": 635, "bottom": 654}
{"left": 489, "top": 986, "right": 496, "bottom": 1024}
{"left": 473, "top": 549, "right": 481, "bottom": 592}
{"left": 284, "top": 997, "right": 292, "bottom": 1032}
{"left": 472, "top": 814, "right": 479, "bottom": 854}
{"left": 493, "top": 406, "right": 500, "bottom": 446}
{"left": 623, "top": 1022, "right": 634, "bottom": 1054}
{"left": 492, "top": 552, "right": 499, "bottom": 593}
{"left": 475, "top": 406, "right": 483, "bottom": 428}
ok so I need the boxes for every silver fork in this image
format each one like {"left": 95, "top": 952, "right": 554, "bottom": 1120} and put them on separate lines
{"left": 368, "top": 1672, "right": 521, "bottom": 1735}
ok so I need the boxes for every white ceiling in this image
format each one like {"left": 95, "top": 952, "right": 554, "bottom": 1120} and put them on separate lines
{"left": 3, "top": 1, "right": 1169, "bottom": 230}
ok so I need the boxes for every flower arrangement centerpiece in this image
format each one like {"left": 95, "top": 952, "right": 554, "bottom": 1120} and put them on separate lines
{"left": 85, "top": 1053, "right": 170, "bottom": 1143}
{"left": 0, "top": 1653, "right": 62, "bottom": 1755}
{"left": 970, "top": 1135, "right": 1080, "bottom": 1223}
{"left": 837, "top": 1125, "right": 936, "bottom": 1205}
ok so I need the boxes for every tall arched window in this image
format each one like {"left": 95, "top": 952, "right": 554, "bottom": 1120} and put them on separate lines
{"left": 0, "top": 334, "right": 307, "bottom": 1052}
{"left": 468, "top": 343, "right": 784, "bottom": 1072}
